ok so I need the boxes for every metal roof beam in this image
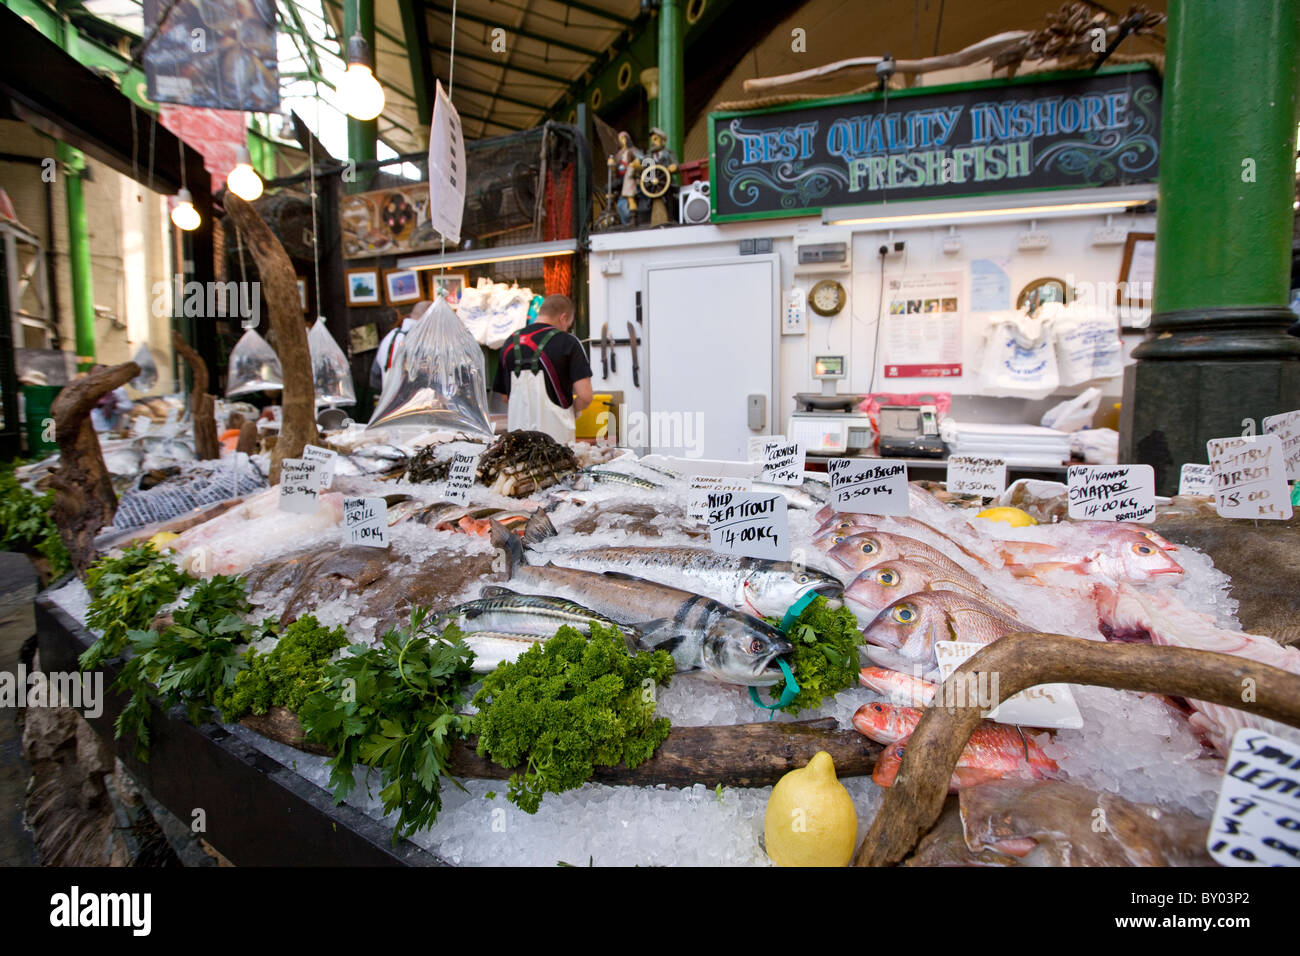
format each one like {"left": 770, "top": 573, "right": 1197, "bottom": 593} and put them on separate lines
{"left": 449, "top": 80, "right": 549, "bottom": 113}
{"left": 547, "top": 0, "right": 634, "bottom": 26}
{"left": 423, "top": 1, "right": 603, "bottom": 58}
{"left": 397, "top": 0, "right": 433, "bottom": 118}
{"left": 429, "top": 41, "right": 571, "bottom": 84}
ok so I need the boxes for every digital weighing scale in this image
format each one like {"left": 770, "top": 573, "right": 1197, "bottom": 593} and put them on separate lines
{"left": 788, "top": 355, "right": 875, "bottom": 455}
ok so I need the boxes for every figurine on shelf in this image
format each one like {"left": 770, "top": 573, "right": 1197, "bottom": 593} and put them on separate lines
{"left": 631, "top": 126, "right": 679, "bottom": 226}
{"left": 608, "top": 130, "right": 643, "bottom": 225}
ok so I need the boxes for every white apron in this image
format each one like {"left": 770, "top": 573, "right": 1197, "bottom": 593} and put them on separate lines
{"left": 506, "top": 328, "right": 576, "bottom": 444}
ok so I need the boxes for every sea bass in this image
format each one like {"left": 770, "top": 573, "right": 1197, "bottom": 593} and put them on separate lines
{"left": 845, "top": 559, "right": 1016, "bottom": 619}
{"left": 861, "top": 590, "right": 1030, "bottom": 670}
{"left": 490, "top": 517, "right": 793, "bottom": 685}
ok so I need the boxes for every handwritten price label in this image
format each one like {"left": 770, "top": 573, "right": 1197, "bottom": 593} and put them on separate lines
{"left": 343, "top": 496, "right": 388, "bottom": 548}
{"left": 748, "top": 435, "right": 784, "bottom": 462}
{"left": 827, "top": 458, "right": 909, "bottom": 515}
{"left": 301, "top": 444, "right": 337, "bottom": 489}
{"left": 934, "top": 641, "right": 1083, "bottom": 729}
{"left": 687, "top": 475, "right": 752, "bottom": 521}
{"left": 279, "top": 459, "right": 321, "bottom": 514}
{"left": 1207, "top": 434, "right": 1293, "bottom": 521}
{"left": 1178, "top": 463, "right": 1214, "bottom": 497}
{"left": 1066, "top": 464, "right": 1155, "bottom": 523}
{"left": 1262, "top": 409, "right": 1300, "bottom": 481}
{"left": 1208, "top": 728, "right": 1300, "bottom": 867}
{"left": 442, "top": 447, "right": 484, "bottom": 504}
{"left": 946, "top": 455, "right": 1007, "bottom": 498}
{"left": 760, "top": 440, "right": 805, "bottom": 486}
{"left": 706, "top": 491, "right": 789, "bottom": 561}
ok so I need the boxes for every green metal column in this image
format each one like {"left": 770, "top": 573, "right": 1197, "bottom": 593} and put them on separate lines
{"left": 657, "top": 0, "right": 684, "bottom": 156}
{"left": 57, "top": 142, "right": 95, "bottom": 371}
{"left": 345, "top": 0, "right": 377, "bottom": 194}
{"left": 1120, "top": 0, "right": 1300, "bottom": 493}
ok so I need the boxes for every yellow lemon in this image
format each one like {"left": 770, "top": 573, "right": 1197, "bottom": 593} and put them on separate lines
{"left": 763, "top": 751, "right": 858, "bottom": 867}
{"left": 147, "top": 531, "right": 180, "bottom": 549}
{"left": 976, "top": 506, "right": 1038, "bottom": 528}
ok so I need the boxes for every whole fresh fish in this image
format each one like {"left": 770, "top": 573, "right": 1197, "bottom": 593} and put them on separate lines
{"left": 814, "top": 514, "right": 993, "bottom": 566}
{"left": 845, "top": 559, "right": 1016, "bottom": 619}
{"left": 861, "top": 590, "right": 1030, "bottom": 670}
{"left": 753, "top": 481, "right": 821, "bottom": 510}
{"left": 872, "top": 742, "right": 1021, "bottom": 791}
{"left": 584, "top": 469, "right": 661, "bottom": 489}
{"left": 170, "top": 488, "right": 345, "bottom": 575}
{"left": 490, "top": 516, "right": 793, "bottom": 685}
{"left": 535, "top": 545, "right": 842, "bottom": 618}
{"left": 859, "top": 665, "right": 936, "bottom": 706}
{"left": 827, "top": 531, "right": 979, "bottom": 579}
{"left": 999, "top": 532, "right": 1183, "bottom": 583}
{"left": 997, "top": 520, "right": 1178, "bottom": 552}
{"left": 815, "top": 483, "right": 948, "bottom": 525}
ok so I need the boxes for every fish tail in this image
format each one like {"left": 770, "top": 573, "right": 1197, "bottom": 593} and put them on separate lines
{"left": 489, "top": 519, "right": 523, "bottom": 577}
{"left": 521, "top": 509, "right": 557, "bottom": 547}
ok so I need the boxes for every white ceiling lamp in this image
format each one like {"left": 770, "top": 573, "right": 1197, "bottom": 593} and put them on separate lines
{"left": 171, "top": 187, "right": 200, "bottom": 231}
{"left": 340, "top": 34, "right": 385, "bottom": 121}
{"left": 226, "top": 146, "right": 264, "bottom": 201}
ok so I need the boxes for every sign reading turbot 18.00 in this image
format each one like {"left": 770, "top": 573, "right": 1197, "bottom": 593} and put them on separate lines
{"left": 709, "top": 68, "right": 1160, "bottom": 221}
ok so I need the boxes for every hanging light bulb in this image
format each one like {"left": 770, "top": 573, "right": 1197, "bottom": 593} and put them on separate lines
{"left": 226, "top": 146, "right": 264, "bottom": 201}
{"left": 339, "top": 34, "right": 385, "bottom": 121}
{"left": 171, "top": 187, "right": 200, "bottom": 231}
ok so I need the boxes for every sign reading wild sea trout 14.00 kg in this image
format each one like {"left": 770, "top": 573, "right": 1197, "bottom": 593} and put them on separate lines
{"left": 708, "top": 67, "right": 1160, "bottom": 221}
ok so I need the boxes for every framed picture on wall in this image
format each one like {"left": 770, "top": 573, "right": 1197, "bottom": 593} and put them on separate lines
{"left": 1117, "top": 232, "right": 1155, "bottom": 307}
{"left": 345, "top": 267, "right": 381, "bottom": 306}
{"left": 427, "top": 272, "right": 466, "bottom": 306}
{"left": 297, "top": 277, "right": 308, "bottom": 312}
{"left": 384, "top": 268, "right": 423, "bottom": 305}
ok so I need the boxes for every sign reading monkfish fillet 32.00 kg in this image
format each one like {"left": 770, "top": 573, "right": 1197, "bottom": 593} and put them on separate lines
{"left": 827, "top": 458, "right": 910, "bottom": 515}
{"left": 1067, "top": 464, "right": 1155, "bottom": 523}
{"left": 707, "top": 491, "right": 789, "bottom": 561}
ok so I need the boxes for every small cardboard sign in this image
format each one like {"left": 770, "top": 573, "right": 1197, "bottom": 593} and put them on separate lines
{"left": 827, "top": 458, "right": 910, "bottom": 515}
{"left": 934, "top": 641, "right": 1084, "bottom": 729}
{"left": 760, "top": 440, "right": 805, "bottom": 486}
{"left": 1207, "top": 727, "right": 1300, "bottom": 867}
{"left": 279, "top": 458, "right": 320, "bottom": 514}
{"left": 442, "top": 448, "right": 483, "bottom": 504}
{"left": 687, "top": 475, "right": 752, "bottom": 520}
{"left": 344, "top": 496, "right": 388, "bottom": 548}
{"left": 946, "top": 455, "right": 1007, "bottom": 498}
{"left": 706, "top": 491, "right": 789, "bottom": 561}
{"left": 748, "top": 435, "right": 784, "bottom": 462}
{"left": 1178, "top": 463, "right": 1214, "bottom": 497}
{"left": 301, "top": 444, "right": 337, "bottom": 489}
{"left": 1207, "top": 434, "right": 1293, "bottom": 521}
{"left": 1066, "top": 464, "right": 1156, "bottom": 523}
{"left": 1262, "top": 409, "right": 1300, "bottom": 481}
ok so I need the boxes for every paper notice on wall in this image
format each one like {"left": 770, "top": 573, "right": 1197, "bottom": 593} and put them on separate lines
{"left": 969, "top": 258, "right": 1011, "bottom": 312}
{"left": 707, "top": 491, "right": 790, "bottom": 561}
{"left": 934, "top": 641, "right": 1083, "bottom": 729}
{"left": 1262, "top": 409, "right": 1300, "bottom": 480}
{"left": 882, "top": 271, "right": 963, "bottom": 378}
{"left": 1207, "top": 728, "right": 1300, "bottom": 867}
{"left": 428, "top": 79, "right": 466, "bottom": 244}
{"left": 1207, "top": 434, "right": 1293, "bottom": 520}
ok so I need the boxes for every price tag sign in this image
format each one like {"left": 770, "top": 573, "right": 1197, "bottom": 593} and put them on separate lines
{"left": 1066, "top": 464, "right": 1156, "bottom": 523}
{"left": 748, "top": 435, "right": 783, "bottom": 462}
{"left": 131, "top": 415, "right": 152, "bottom": 437}
{"left": 442, "top": 448, "right": 483, "bottom": 504}
{"left": 687, "top": 475, "right": 752, "bottom": 521}
{"left": 760, "top": 440, "right": 805, "bottom": 486}
{"left": 827, "top": 458, "right": 910, "bottom": 515}
{"left": 1262, "top": 409, "right": 1300, "bottom": 481}
{"left": 707, "top": 491, "right": 789, "bottom": 561}
{"left": 1207, "top": 434, "right": 1293, "bottom": 520}
{"left": 301, "top": 444, "right": 337, "bottom": 489}
{"left": 934, "top": 641, "right": 1083, "bottom": 729}
{"left": 946, "top": 455, "right": 1007, "bottom": 498}
{"left": 279, "top": 458, "right": 320, "bottom": 514}
{"left": 1207, "top": 728, "right": 1300, "bottom": 867}
{"left": 1178, "top": 463, "right": 1214, "bottom": 497}
{"left": 344, "top": 496, "right": 389, "bottom": 548}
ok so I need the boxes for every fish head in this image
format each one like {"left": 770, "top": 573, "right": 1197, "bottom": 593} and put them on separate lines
{"left": 872, "top": 744, "right": 908, "bottom": 788}
{"left": 700, "top": 618, "right": 794, "bottom": 686}
{"left": 844, "top": 561, "right": 922, "bottom": 614}
{"left": 862, "top": 592, "right": 948, "bottom": 652}
{"left": 1119, "top": 538, "right": 1185, "bottom": 580}
{"left": 742, "top": 567, "right": 842, "bottom": 618}
{"left": 851, "top": 701, "right": 919, "bottom": 744}
{"left": 826, "top": 533, "right": 890, "bottom": 573}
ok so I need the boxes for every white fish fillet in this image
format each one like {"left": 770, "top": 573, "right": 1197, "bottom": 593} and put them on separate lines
{"left": 171, "top": 488, "right": 346, "bottom": 575}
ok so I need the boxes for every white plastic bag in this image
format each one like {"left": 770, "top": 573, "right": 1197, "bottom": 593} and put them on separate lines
{"left": 1071, "top": 427, "right": 1119, "bottom": 464}
{"left": 456, "top": 282, "right": 490, "bottom": 344}
{"left": 226, "top": 328, "right": 284, "bottom": 397}
{"left": 1041, "top": 386, "right": 1102, "bottom": 432}
{"left": 308, "top": 318, "right": 356, "bottom": 407}
{"left": 1054, "top": 304, "right": 1123, "bottom": 385}
{"left": 979, "top": 311, "right": 1059, "bottom": 399}
{"left": 130, "top": 343, "right": 159, "bottom": 393}
{"left": 367, "top": 297, "right": 494, "bottom": 438}
{"left": 485, "top": 286, "right": 531, "bottom": 349}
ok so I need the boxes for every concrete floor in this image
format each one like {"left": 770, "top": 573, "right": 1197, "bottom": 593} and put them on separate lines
{"left": 0, "top": 554, "right": 39, "bottom": 865}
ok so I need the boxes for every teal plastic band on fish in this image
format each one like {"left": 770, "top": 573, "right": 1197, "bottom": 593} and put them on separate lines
{"left": 749, "top": 658, "right": 800, "bottom": 719}
{"left": 779, "top": 592, "right": 819, "bottom": 633}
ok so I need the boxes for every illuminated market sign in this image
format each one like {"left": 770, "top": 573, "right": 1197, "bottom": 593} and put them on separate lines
{"left": 708, "top": 67, "right": 1160, "bottom": 222}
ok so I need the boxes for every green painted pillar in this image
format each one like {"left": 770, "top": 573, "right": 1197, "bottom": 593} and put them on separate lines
{"left": 58, "top": 142, "right": 95, "bottom": 371}
{"left": 1121, "top": 0, "right": 1300, "bottom": 493}
{"left": 657, "top": 0, "right": 684, "bottom": 157}
{"left": 345, "top": 0, "right": 377, "bottom": 194}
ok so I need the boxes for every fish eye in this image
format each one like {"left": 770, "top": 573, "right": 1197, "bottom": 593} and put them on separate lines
{"left": 748, "top": 639, "right": 763, "bottom": 654}
{"left": 831, "top": 534, "right": 845, "bottom": 544}
{"left": 796, "top": 573, "right": 809, "bottom": 584}
{"left": 859, "top": 541, "right": 877, "bottom": 555}
{"left": 870, "top": 703, "right": 884, "bottom": 713}
{"left": 1132, "top": 543, "right": 1154, "bottom": 555}
{"left": 894, "top": 747, "right": 906, "bottom": 758}
{"left": 892, "top": 604, "right": 917, "bottom": 624}
{"left": 876, "top": 569, "right": 899, "bottom": 586}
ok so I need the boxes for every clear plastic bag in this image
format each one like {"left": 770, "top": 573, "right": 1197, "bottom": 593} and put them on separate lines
{"left": 226, "top": 328, "right": 284, "bottom": 397}
{"left": 308, "top": 318, "right": 356, "bottom": 407}
{"left": 367, "top": 297, "right": 494, "bottom": 438}
{"left": 130, "top": 343, "right": 159, "bottom": 393}
{"left": 1041, "top": 386, "right": 1103, "bottom": 432}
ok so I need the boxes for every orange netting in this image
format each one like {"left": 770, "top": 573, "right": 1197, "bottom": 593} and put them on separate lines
{"left": 543, "top": 159, "right": 575, "bottom": 297}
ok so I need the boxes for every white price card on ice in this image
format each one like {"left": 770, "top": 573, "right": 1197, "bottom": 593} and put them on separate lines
{"left": 442, "top": 448, "right": 484, "bottom": 504}
{"left": 760, "top": 440, "right": 805, "bottom": 486}
{"left": 301, "top": 444, "right": 337, "bottom": 488}
{"left": 344, "top": 496, "right": 388, "bottom": 548}
{"left": 1207, "top": 727, "right": 1300, "bottom": 867}
{"left": 1207, "top": 434, "right": 1293, "bottom": 520}
{"left": 131, "top": 415, "right": 152, "bottom": 437}
{"left": 278, "top": 459, "right": 320, "bottom": 514}
{"left": 707, "top": 491, "right": 789, "bottom": 561}
{"left": 687, "top": 475, "right": 751, "bottom": 521}
{"left": 826, "top": 458, "right": 910, "bottom": 515}
{"left": 1066, "top": 464, "right": 1155, "bottom": 523}
{"left": 1262, "top": 409, "right": 1300, "bottom": 480}
{"left": 934, "top": 641, "right": 1083, "bottom": 730}
{"left": 748, "top": 435, "right": 784, "bottom": 462}
{"left": 1178, "top": 463, "right": 1214, "bottom": 496}
{"left": 946, "top": 455, "right": 1007, "bottom": 498}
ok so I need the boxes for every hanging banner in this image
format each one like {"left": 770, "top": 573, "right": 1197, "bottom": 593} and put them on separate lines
{"left": 143, "top": 0, "right": 279, "bottom": 111}
{"left": 158, "top": 105, "right": 248, "bottom": 195}
{"left": 428, "top": 79, "right": 467, "bottom": 245}
{"left": 709, "top": 67, "right": 1160, "bottom": 221}
{"left": 882, "top": 271, "right": 963, "bottom": 378}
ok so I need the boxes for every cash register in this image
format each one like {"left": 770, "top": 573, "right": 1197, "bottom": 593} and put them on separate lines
{"left": 878, "top": 400, "right": 947, "bottom": 458}
{"left": 788, "top": 355, "right": 875, "bottom": 455}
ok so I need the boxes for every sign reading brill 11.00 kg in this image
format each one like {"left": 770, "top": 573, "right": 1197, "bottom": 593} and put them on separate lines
{"left": 709, "top": 67, "right": 1160, "bottom": 220}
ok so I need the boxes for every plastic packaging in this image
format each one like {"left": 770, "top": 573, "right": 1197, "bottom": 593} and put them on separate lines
{"left": 226, "top": 328, "right": 284, "bottom": 397}
{"left": 129, "top": 343, "right": 159, "bottom": 393}
{"left": 367, "top": 298, "right": 494, "bottom": 438}
{"left": 979, "top": 311, "right": 1060, "bottom": 399}
{"left": 1041, "top": 386, "right": 1103, "bottom": 432}
{"left": 308, "top": 318, "right": 356, "bottom": 407}
{"left": 1071, "top": 427, "right": 1119, "bottom": 464}
{"left": 1052, "top": 304, "right": 1124, "bottom": 385}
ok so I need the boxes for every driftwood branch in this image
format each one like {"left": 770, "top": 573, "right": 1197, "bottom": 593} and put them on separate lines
{"left": 222, "top": 195, "right": 317, "bottom": 482}
{"left": 171, "top": 331, "right": 219, "bottom": 460}
{"left": 854, "top": 633, "right": 1300, "bottom": 867}
{"left": 50, "top": 362, "right": 139, "bottom": 574}
{"left": 242, "top": 707, "right": 881, "bottom": 788}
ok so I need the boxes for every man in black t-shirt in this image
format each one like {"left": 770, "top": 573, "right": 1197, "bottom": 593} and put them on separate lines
{"left": 493, "top": 294, "right": 593, "bottom": 441}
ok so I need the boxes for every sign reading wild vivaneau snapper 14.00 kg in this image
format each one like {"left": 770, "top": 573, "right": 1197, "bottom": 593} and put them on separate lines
{"left": 709, "top": 68, "right": 1160, "bottom": 221}
{"left": 827, "top": 459, "right": 910, "bottom": 515}
{"left": 707, "top": 492, "right": 789, "bottom": 561}
{"left": 1066, "top": 464, "right": 1155, "bottom": 523}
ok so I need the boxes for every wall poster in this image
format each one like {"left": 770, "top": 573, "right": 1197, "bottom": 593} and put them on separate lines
{"left": 881, "top": 271, "right": 964, "bottom": 378}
